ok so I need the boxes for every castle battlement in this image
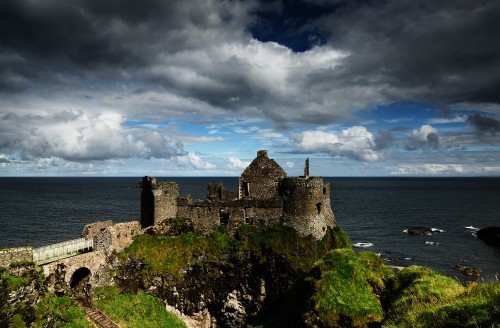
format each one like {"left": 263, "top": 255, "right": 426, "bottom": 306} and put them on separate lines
{"left": 140, "top": 150, "right": 336, "bottom": 239}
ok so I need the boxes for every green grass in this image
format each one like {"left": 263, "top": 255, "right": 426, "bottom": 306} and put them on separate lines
{"left": 119, "top": 226, "right": 233, "bottom": 280}
{"left": 33, "top": 294, "right": 93, "bottom": 328}
{"left": 307, "top": 249, "right": 395, "bottom": 327}
{"left": 94, "top": 286, "right": 186, "bottom": 328}
{"left": 383, "top": 266, "right": 500, "bottom": 328}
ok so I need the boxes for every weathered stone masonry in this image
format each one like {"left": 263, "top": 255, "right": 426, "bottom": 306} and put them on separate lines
{"left": 141, "top": 150, "right": 336, "bottom": 240}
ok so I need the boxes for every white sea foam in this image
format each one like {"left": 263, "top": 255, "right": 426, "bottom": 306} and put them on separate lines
{"left": 425, "top": 241, "right": 439, "bottom": 246}
{"left": 431, "top": 228, "right": 445, "bottom": 233}
{"left": 353, "top": 242, "right": 374, "bottom": 248}
{"left": 403, "top": 229, "right": 408, "bottom": 233}
{"left": 464, "top": 226, "right": 480, "bottom": 230}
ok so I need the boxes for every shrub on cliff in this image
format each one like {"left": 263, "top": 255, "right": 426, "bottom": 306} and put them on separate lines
{"left": 304, "top": 249, "right": 395, "bottom": 327}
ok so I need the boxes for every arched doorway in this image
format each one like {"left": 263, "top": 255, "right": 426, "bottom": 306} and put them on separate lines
{"left": 69, "top": 267, "right": 91, "bottom": 288}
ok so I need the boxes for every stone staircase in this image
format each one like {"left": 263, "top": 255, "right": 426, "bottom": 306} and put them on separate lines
{"left": 83, "top": 304, "right": 120, "bottom": 328}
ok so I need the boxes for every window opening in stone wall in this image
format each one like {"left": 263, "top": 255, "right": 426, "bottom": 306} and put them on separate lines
{"left": 244, "top": 207, "right": 253, "bottom": 224}
{"left": 323, "top": 187, "right": 326, "bottom": 195}
{"left": 219, "top": 208, "right": 230, "bottom": 225}
{"left": 316, "top": 203, "right": 322, "bottom": 214}
{"left": 243, "top": 182, "right": 250, "bottom": 197}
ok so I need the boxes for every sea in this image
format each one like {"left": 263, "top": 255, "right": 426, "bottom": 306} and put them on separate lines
{"left": 0, "top": 177, "right": 499, "bottom": 281}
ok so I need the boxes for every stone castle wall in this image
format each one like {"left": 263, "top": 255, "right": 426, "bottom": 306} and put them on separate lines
{"left": 177, "top": 197, "right": 283, "bottom": 234}
{"left": 0, "top": 246, "right": 33, "bottom": 267}
{"left": 177, "top": 199, "right": 221, "bottom": 233}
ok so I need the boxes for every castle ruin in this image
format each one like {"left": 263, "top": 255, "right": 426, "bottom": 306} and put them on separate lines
{"left": 140, "top": 150, "right": 335, "bottom": 240}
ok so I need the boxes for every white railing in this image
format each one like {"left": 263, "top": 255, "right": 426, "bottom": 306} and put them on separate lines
{"left": 33, "top": 238, "right": 93, "bottom": 265}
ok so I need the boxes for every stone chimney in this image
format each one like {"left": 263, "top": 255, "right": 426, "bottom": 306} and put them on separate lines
{"left": 257, "top": 150, "right": 268, "bottom": 158}
{"left": 304, "top": 158, "right": 310, "bottom": 178}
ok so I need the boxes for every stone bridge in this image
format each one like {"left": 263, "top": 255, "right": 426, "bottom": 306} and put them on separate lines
{"left": 41, "top": 250, "right": 111, "bottom": 288}
{"left": 40, "top": 221, "right": 142, "bottom": 289}
{"left": 1, "top": 221, "right": 142, "bottom": 290}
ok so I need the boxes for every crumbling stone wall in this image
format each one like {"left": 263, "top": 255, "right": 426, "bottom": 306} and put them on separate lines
{"left": 207, "top": 182, "right": 236, "bottom": 201}
{"left": 0, "top": 247, "right": 33, "bottom": 267}
{"left": 94, "top": 221, "right": 142, "bottom": 253}
{"left": 281, "top": 177, "right": 336, "bottom": 240}
{"left": 239, "top": 150, "right": 287, "bottom": 199}
{"left": 177, "top": 198, "right": 224, "bottom": 233}
{"left": 81, "top": 220, "right": 113, "bottom": 240}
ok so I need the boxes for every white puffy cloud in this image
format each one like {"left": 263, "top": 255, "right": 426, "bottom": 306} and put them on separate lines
{"left": 0, "top": 110, "right": 185, "bottom": 162}
{"left": 290, "top": 126, "right": 381, "bottom": 161}
{"left": 406, "top": 125, "right": 439, "bottom": 150}
{"left": 228, "top": 156, "right": 250, "bottom": 170}
{"left": 177, "top": 152, "right": 216, "bottom": 170}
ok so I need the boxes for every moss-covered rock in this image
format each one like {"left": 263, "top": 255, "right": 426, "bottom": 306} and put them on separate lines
{"left": 0, "top": 261, "right": 44, "bottom": 326}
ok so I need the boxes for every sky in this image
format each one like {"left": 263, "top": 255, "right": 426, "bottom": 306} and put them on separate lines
{"left": 1, "top": 0, "right": 500, "bottom": 177}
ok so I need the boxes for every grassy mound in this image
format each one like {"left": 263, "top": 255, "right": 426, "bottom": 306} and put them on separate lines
{"left": 383, "top": 266, "right": 500, "bottom": 328}
{"left": 94, "top": 286, "right": 186, "bottom": 328}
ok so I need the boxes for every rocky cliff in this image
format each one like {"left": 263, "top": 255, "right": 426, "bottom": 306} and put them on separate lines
{"left": 113, "top": 220, "right": 351, "bottom": 327}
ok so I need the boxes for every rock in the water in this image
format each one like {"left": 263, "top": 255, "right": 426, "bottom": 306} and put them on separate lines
{"left": 476, "top": 227, "right": 500, "bottom": 250}
{"left": 453, "top": 263, "right": 482, "bottom": 277}
{"left": 405, "top": 227, "right": 437, "bottom": 236}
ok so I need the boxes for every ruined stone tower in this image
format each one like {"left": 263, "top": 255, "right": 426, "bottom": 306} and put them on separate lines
{"left": 238, "top": 150, "right": 287, "bottom": 199}
{"left": 281, "top": 176, "right": 335, "bottom": 240}
{"left": 140, "top": 177, "right": 179, "bottom": 228}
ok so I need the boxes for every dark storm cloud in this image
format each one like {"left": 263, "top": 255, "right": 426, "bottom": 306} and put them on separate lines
{"left": 374, "top": 130, "right": 393, "bottom": 150}
{"left": 315, "top": 0, "right": 500, "bottom": 106}
{"left": 0, "top": 0, "right": 240, "bottom": 68}
{"left": 1, "top": 0, "right": 500, "bottom": 136}
{"left": 466, "top": 113, "right": 500, "bottom": 135}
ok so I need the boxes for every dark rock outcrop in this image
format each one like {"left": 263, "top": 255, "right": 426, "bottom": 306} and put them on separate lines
{"left": 476, "top": 227, "right": 500, "bottom": 250}
{"left": 453, "top": 263, "right": 482, "bottom": 277}
{"left": 405, "top": 227, "right": 442, "bottom": 236}
{"left": 117, "top": 250, "right": 299, "bottom": 328}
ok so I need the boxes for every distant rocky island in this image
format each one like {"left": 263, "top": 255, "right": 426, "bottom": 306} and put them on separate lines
{"left": 1, "top": 151, "right": 499, "bottom": 327}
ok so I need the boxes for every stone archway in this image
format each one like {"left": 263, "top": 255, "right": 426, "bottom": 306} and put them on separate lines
{"left": 70, "top": 267, "right": 91, "bottom": 288}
